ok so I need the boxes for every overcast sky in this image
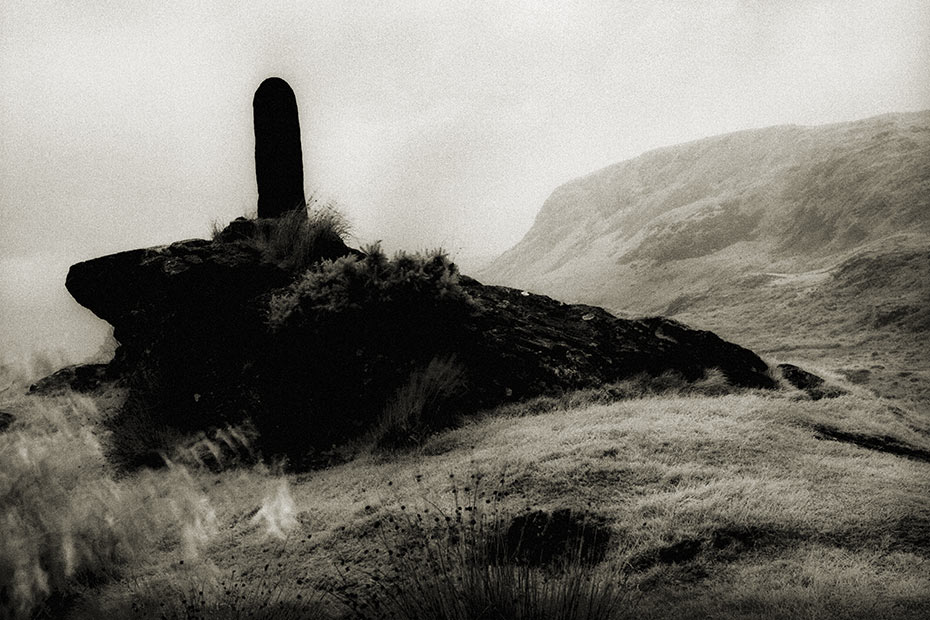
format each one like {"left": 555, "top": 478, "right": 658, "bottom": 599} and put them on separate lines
{"left": 2, "top": 0, "right": 929, "bottom": 365}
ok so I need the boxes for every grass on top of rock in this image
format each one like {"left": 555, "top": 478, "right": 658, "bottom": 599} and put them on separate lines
{"left": 214, "top": 196, "right": 352, "bottom": 273}
{"left": 266, "top": 243, "right": 468, "bottom": 330}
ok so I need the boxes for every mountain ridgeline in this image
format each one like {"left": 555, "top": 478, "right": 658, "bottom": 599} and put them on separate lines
{"left": 480, "top": 111, "right": 930, "bottom": 352}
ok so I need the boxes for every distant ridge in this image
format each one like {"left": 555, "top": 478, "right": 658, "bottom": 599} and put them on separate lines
{"left": 479, "top": 110, "right": 930, "bottom": 351}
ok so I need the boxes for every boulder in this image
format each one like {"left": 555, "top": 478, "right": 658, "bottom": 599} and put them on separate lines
{"left": 67, "top": 238, "right": 291, "bottom": 431}
{"left": 462, "top": 279, "right": 774, "bottom": 404}
{"left": 64, "top": 229, "right": 775, "bottom": 465}
{"left": 777, "top": 363, "right": 846, "bottom": 399}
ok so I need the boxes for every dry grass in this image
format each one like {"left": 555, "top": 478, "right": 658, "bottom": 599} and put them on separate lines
{"left": 3, "top": 364, "right": 929, "bottom": 618}
{"left": 331, "top": 476, "right": 629, "bottom": 620}
{"left": 0, "top": 393, "right": 217, "bottom": 619}
{"left": 213, "top": 195, "right": 352, "bottom": 274}
{"left": 371, "top": 355, "right": 467, "bottom": 451}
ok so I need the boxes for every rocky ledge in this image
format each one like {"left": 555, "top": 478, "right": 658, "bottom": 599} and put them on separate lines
{"left": 65, "top": 228, "right": 775, "bottom": 464}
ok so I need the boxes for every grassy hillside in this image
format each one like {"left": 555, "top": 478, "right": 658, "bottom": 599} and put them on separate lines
{"left": 479, "top": 111, "right": 930, "bottom": 403}
{"left": 3, "top": 370, "right": 929, "bottom": 619}
{"left": 482, "top": 111, "right": 930, "bottom": 301}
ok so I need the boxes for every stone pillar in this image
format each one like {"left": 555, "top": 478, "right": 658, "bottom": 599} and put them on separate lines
{"left": 253, "top": 77, "right": 306, "bottom": 218}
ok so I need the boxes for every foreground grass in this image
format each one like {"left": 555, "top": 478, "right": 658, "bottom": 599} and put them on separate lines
{"left": 3, "top": 377, "right": 929, "bottom": 618}
{"left": 0, "top": 392, "right": 219, "bottom": 619}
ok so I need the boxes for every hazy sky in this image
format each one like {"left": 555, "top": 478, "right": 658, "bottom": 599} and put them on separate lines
{"left": 2, "top": 0, "right": 929, "bottom": 364}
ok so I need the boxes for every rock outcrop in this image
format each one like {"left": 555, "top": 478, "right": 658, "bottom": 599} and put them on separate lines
{"left": 65, "top": 229, "right": 775, "bottom": 465}
{"left": 777, "top": 363, "right": 847, "bottom": 400}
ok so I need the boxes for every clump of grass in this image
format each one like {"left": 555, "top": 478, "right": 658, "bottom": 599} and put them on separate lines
{"left": 494, "top": 368, "right": 737, "bottom": 419}
{"left": 334, "top": 472, "right": 629, "bottom": 620}
{"left": 0, "top": 395, "right": 217, "bottom": 619}
{"left": 262, "top": 204, "right": 351, "bottom": 273}
{"left": 167, "top": 421, "right": 261, "bottom": 472}
{"left": 213, "top": 195, "right": 352, "bottom": 273}
{"left": 372, "top": 356, "right": 467, "bottom": 451}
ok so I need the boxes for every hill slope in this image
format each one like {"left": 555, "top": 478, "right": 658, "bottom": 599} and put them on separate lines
{"left": 480, "top": 111, "right": 930, "bottom": 398}
{"left": 4, "top": 378, "right": 929, "bottom": 619}
{"left": 481, "top": 111, "right": 929, "bottom": 325}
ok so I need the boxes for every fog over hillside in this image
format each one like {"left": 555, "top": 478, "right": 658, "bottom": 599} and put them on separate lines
{"left": 480, "top": 111, "right": 930, "bottom": 349}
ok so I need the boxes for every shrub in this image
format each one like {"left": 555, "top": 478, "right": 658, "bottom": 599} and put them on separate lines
{"left": 267, "top": 244, "right": 466, "bottom": 331}
{"left": 0, "top": 395, "right": 217, "bottom": 619}
{"left": 258, "top": 246, "right": 473, "bottom": 461}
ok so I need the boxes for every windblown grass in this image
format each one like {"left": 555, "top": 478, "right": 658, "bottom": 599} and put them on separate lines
{"left": 213, "top": 195, "right": 352, "bottom": 273}
{"left": 0, "top": 393, "right": 217, "bottom": 619}
{"left": 372, "top": 355, "right": 467, "bottom": 451}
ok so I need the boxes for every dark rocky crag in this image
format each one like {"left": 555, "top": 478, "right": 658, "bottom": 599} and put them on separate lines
{"left": 66, "top": 228, "right": 775, "bottom": 466}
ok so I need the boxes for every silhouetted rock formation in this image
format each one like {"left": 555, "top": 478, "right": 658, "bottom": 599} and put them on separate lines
{"left": 253, "top": 77, "right": 305, "bottom": 218}
{"left": 462, "top": 280, "right": 773, "bottom": 400}
{"left": 65, "top": 229, "right": 775, "bottom": 466}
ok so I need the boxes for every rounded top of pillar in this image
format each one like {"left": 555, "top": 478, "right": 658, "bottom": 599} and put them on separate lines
{"left": 253, "top": 77, "right": 297, "bottom": 106}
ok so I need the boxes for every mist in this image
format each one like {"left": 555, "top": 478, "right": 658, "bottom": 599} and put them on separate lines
{"left": 2, "top": 0, "right": 929, "bottom": 369}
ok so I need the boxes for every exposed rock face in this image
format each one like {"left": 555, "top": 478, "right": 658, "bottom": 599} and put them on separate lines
{"left": 777, "top": 363, "right": 846, "bottom": 400}
{"left": 463, "top": 280, "right": 773, "bottom": 401}
{"left": 67, "top": 239, "right": 291, "bottom": 430}
{"left": 65, "top": 231, "right": 775, "bottom": 464}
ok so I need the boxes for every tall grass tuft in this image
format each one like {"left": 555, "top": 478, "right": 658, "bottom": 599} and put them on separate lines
{"left": 373, "top": 356, "right": 467, "bottom": 451}
{"left": 334, "top": 473, "right": 629, "bottom": 620}
{"left": 0, "top": 395, "right": 217, "bottom": 619}
{"left": 263, "top": 204, "right": 351, "bottom": 273}
{"left": 214, "top": 195, "right": 352, "bottom": 273}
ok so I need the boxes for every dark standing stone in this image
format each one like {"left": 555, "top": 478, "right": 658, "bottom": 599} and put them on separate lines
{"left": 253, "top": 77, "right": 306, "bottom": 218}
